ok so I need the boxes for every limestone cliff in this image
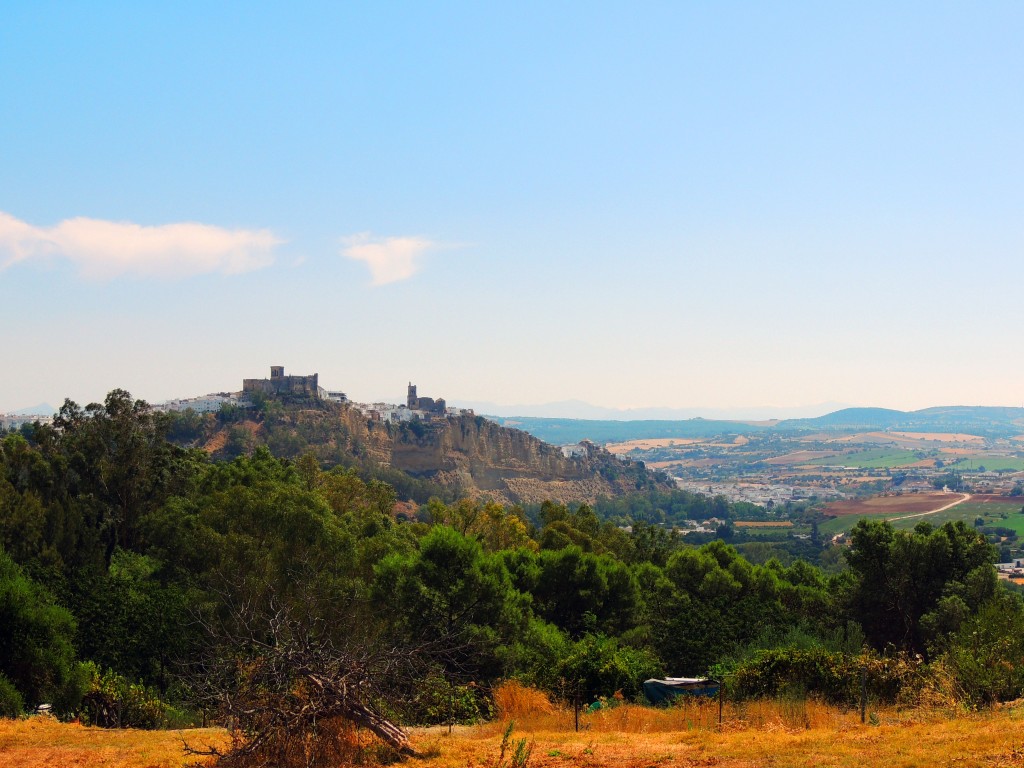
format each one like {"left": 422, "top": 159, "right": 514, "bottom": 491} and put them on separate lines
{"left": 200, "top": 402, "right": 669, "bottom": 505}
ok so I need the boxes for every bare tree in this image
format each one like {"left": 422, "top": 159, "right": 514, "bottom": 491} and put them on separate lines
{"left": 184, "top": 583, "right": 439, "bottom": 766}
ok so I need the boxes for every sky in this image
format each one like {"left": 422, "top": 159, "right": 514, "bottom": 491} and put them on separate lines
{"left": 2, "top": 2, "right": 1023, "bottom": 416}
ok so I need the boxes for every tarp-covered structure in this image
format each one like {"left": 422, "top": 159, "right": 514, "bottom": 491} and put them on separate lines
{"left": 643, "top": 677, "right": 719, "bottom": 705}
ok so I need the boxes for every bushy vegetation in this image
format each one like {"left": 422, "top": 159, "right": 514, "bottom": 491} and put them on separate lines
{"left": 0, "top": 389, "right": 1020, "bottom": 752}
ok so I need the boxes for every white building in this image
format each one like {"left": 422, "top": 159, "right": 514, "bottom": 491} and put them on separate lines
{"left": 153, "top": 393, "right": 241, "bottom": 414}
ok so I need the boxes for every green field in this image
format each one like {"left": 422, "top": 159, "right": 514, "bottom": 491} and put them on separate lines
{"left": 946, "top": 456, "right": 1024, "bottom": 472}
{"left": 887, "top": 503, "right": 992, "bottom": 531}
{"left": 809, "top": 448, "right": 922, "bottom": 469}
{"left": 819, "top": 499, "right": 1024, "bottom": 536}
{"left": 997, "top": 516, "right": 1024, "bottom": 536}
{"left": 953, "top": 500, "right": 1024, "bottom": 535}
{"left": 734, "top": 525, "right": 812, "bottom": 539}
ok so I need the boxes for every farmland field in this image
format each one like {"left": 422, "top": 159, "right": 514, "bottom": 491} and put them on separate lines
{"left": 823, "top": 493, "right": 958, "bottom": 517}
{"left": 947, "top": 456, "right": 1024, "bottom": 471}
{"left": 819, "top": 494, "right": 968, "bottom": 537}
{"left": 763, "top": 450, "right": 838, "bottom": 465}
{"left": 887, "top": 503, "right": 997, "bottom": 531}
{"left": 809, "top": 448, "right": 922, "bottom": 469}
{"left": 954, "top": 497, "right": 1024, "bottom": 535}
{"left": 820, "top": 495, "right": 1024, "bottom": 536}
{"left": 604, "top": 437, "right": 701, "bottom": 454}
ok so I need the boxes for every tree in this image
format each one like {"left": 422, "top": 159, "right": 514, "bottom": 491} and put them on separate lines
{"left": 532, "top": 546, "right": 639, "bottom": 638}
{"left": 0, "top": 548, "right": 83, "bottom": 711}
{"left": 374, "top": 526, "right": 526, "bottom": 680}
{"left": 942, "top": 594, "right": 1024, "bottom": 705}
{"left": 187, "top": 588, "right": 427, "bottom": 764}
{"left": 49, "top": 390, "right": 196, "bottom": 564}
{"left": 843, "top": 519, "right": 996, "bottom": 656}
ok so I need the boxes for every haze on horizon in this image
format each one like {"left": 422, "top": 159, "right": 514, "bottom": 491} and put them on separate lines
{"left": 2, "top": 3, "right": 1022, "bottom": 416}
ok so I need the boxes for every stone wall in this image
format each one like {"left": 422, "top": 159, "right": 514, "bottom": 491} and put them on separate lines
{"left": 243, "top": 367, "right": 321, "bottom": 399}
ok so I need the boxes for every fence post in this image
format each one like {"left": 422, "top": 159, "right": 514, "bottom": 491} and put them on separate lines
{"left": 574, "top": 683, "right": 580, "bottom": 733}
{"left": 718, "top": 679, "right": 724, "bottom": 727}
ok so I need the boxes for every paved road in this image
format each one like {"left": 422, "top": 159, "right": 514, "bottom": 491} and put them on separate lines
{"left": 886, "top": 493, "right": 972, "bottom": 522}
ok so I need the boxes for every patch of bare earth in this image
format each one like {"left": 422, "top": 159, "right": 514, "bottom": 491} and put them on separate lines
{"left": 202, "top": 430, "right": 228, "bottom": 454}
{"left": 824, "top": 493, "right": 960, "bottom": 517}
{"left": 764, "top": 450, "right": 838, "bottom": 465}
{"left": 605, "top": 438, "right": 701, "bottom": 455}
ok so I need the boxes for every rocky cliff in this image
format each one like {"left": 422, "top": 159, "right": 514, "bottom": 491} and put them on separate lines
{"left": 198, "top": 402, "right": 669, "bottom": 505}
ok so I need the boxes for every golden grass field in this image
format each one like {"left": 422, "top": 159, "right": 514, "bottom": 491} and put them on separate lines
{"left": 605, "top": 439, "right": 700, "bottom": 455}
{"left": 0, "top": 716, "right": 228, "bottom": 768}
{"left": 7, "top": 683, "right": 1024, "bottom": 768}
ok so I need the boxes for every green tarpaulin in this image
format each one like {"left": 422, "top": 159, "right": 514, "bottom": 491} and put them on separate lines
{"left": 642, "top": 677, "right": 719, "bottom": 705}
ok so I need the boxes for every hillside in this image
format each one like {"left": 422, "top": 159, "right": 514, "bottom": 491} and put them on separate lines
{"left": 488, "top": 405, "right": 1024, "bottom": 444}
{"left": 487, "top": 416, "right": 770, "bottom": 444}
{"left": 171, "top": 400, "right": 671, "bottom": 505}
{"left": 778, "top": 405, "right": 1024, "bottom": 436}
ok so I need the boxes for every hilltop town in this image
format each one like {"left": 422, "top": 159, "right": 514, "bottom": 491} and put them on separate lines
{"left": 160, "top": 366, "right": 478, "bottom": 424}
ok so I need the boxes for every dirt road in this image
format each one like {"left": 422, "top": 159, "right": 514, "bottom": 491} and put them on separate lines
{"left": 886, "top": 493, "right": 971, "bottom": 522}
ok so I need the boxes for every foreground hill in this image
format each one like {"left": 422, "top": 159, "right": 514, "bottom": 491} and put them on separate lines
{"left": 172, "top": 400, "right": 671, "bottom": 505}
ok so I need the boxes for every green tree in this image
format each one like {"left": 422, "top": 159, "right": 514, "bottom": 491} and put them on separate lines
{"left": 0, "top": 548, "right": 84, "bottom": 711}
{"left": 374, "top": 526, "right": 526, "bottom": 680}
{"left": 942, "top": 594, "right": 1024, "bottom": 704}
{"left": 532, "top": 546, "right": 640, "bottom": 638}
{"left": 843, "top": 519, "right": 996, "bottom": 656}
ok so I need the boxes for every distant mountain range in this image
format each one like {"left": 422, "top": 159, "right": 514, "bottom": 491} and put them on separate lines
{"left": 489, "top": 406, "right": 1024, "bottom": 444}
{"left": 777, "top": 406, "right": 1024, "bottom": 437}
{"left": 453, "top": 399, "right": 849, "bottom": 421}
{"left": 9, "top": 403, "right": 56, "bottom": 417}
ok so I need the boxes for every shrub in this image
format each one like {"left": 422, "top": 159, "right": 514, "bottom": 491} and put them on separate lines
{"left": 941, "top": 597, "right": 1024, "bottom": 706}
{"left": 78, "top": 663, "right": 169, "bottom": 728}
{"left": 728, "top": 648, "right": 955, "bottom": 707}
{"left": 0, "top": 672, "right": 23, "bottom": 718}
{"left": 0, "top": 548, "right": 83, "bottom": 713}
{"left": 553, "top": 634, "right": 662, "bottom": 703}
{"left": 399, "top": 672, "right": 492, "bottom": 725}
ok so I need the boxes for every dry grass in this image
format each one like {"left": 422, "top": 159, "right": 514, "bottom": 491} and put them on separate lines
{"left": 414, "top": 698, "right": 1024, "bottom": 768}
{"left": 888, "top": 431, "right": 984, "bottom": 443}
{"left": 0, "top": 715, "right": 228, "bottom": 767}
{"left": 605, "top": 439, "right": 701, "bottom": 455}
{"left": 10, "top": 694, "right": 1024, "bottom": 768}
{"left": 494, "top": 681, "right": 557, "bottom": 720}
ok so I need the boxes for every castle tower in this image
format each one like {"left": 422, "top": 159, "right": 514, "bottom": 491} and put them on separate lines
{"left": 271, "top": 366, "right": 285, "bottom": 379}
{"left": 407, "top": 382, "right": 417, "bottom": 409}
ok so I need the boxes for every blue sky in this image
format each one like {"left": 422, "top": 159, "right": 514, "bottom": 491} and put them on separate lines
{"left": 2, "top": 2, "right": 1022, "bottom": 414}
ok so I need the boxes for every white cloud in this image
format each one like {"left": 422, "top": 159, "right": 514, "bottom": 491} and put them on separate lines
{"left": 0, "top": 211, "right": 281, "bottom": 279}
{"left": 341, "top": 232, "right": 437, "bottom": 285}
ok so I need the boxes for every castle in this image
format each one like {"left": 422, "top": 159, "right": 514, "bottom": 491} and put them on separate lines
{"left": 240, "top": 368, "right": 449, "bottom": 419}
{"left": 243, "top": 366, "right": 324, "bottom": 399}
{"left": 407, "top": 382, "right": 446, "bottom": 415}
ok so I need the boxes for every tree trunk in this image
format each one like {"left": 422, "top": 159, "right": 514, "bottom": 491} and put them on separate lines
{"left": 340, "top": 699, "right": 418, "bottom": 756}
